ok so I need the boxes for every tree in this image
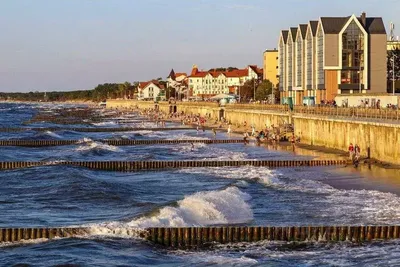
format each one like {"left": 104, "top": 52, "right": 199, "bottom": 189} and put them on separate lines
{"left": 239, "top": 79, "right": 258, "bottom": 101}
{"left": 255, "top": 80, "right": 273, "bottom": 101}
{"left": 166, "top": 87, "right": 176, "bottom": 99}
{"left": 387, "top": 49, "right": 400, "bottom": 93}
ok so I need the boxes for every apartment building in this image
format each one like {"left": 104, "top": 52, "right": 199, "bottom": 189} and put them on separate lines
{"left": 188, "top": 65, "right": 262, "bottom": 98}
{"left": 279, "top": 13, "right": 387, "bottom": 105}
{"left": 263, "top": 49, "right": 279, "bottom": 86}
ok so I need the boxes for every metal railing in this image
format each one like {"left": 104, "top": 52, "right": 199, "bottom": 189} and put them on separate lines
{"left": 224, "top": 103, "right": 290, "bottom": 112}
{"left": 293, "top": 106, "right": 400, "bottom": 121}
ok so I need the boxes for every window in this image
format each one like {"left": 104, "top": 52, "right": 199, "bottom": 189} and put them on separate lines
{"left": 296, "top": 37, "right": 302, "bottom": 87}
{"left": 306, "top": 31, "right": 313, "bottom": 89}
{"left": 287, "top": 37, "right": 293, "bottom": 89}
{"left": 279, "top": 38, "right": 285, "bottom": 91}
{"left": 341, "top": 20, "right": 365, "bottom": 85}
{"left": 317, "top": 26, "right": 324, "bottom": 87}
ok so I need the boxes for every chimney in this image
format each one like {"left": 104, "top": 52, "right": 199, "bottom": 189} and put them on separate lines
{"left": 361, "top": 12, "right": 367, "bottom": 27}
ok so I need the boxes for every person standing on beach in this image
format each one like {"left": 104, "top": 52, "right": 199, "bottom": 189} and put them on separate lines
{"left": 243, "top": 132, "right": 249, "bottom": 145}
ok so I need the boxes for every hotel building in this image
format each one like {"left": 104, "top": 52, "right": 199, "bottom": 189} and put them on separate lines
{"left": 278, "top": 13, "right": 387, "bottom": 105}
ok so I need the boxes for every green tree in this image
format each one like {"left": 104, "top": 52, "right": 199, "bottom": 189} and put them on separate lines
{"left": 255, "top": 79, "right": 273, "bottom": 101}
{"left": 166, "top": 87, "right": 176, "bottom": 99}
{"left": 239, "top": 79, "right": 258, "bottom": 101}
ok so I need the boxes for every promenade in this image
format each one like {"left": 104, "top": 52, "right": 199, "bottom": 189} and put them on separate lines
{"left": 107, "top": 100, "right": 400, "bottom": 166}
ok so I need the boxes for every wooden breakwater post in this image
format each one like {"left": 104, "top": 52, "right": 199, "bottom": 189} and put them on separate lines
{"left": 0, "top": 127, "right": 195, "bottom": 133}
{"left": 146, "top": 225, "right": 400, "bottom": 247}
{"left": 0, "top": 160, "right": 350, "bottom": 171}
{"left": 0, "top": 139, "right": 244, "bottom": 147}
{"left": 0, "top": 227, "right": 90, "bottom": 243}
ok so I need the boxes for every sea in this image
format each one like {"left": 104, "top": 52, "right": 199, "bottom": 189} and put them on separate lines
{"left": 1, "top": 102, "right": 400, "bottom": 266}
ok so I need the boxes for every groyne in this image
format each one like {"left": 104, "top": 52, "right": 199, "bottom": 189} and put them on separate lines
{"left": 0, "top": 160, "right": 348, "bottom": 171}
{"left": 0, "top": 139, "right": 244, "bottom": 147}
{"left": 1, "top": 226, "right": 399, "bottom": 247}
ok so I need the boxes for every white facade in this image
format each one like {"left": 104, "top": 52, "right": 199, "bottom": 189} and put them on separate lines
{"left": 138, "top": 82, "right": 164, "bottom": 101}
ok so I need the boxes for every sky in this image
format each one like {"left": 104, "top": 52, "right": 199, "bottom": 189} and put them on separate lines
{"left": 0, "top": 0, "right": 399, "bottom": 92}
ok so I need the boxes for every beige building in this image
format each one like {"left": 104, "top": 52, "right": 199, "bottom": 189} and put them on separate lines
{"left": 263, "top": 49, "right": 279, "bottom": 86}
{"left": 279, "top": 13, "right": 387, "bottom": 105}
{"left": 388, "top": 40, "right": 400, "bottom": 51}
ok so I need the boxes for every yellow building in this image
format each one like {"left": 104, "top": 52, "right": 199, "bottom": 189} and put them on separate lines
{"left": 263, "top": 49, "right": 279, "bottom": 86}
{"left": 387, "top": 40, "right": 400, "bottom": 51}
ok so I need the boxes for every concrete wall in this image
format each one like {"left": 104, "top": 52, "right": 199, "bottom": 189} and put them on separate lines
{"left": 107, "top": 100, "right": 400, "bottom": 164}
{"left": 294, "top": 115, "right": 400, "bottom": 163}
{"left": 369, "top": 34, "right": 388, "bottom": 93}
{"left": 324, "top": 34, "right": 339, "bottom": 67}
{"left": 224, "top": 109, "right": 290, "bottom": 129}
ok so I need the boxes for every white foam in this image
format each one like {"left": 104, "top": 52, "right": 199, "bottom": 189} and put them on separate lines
{"left": 179, "top": 166, "right": 278, "bottom": 185}
{"left": 87, "top": 187, "right": 253, "bottom": 237}
{"left": 75, "top": 141, "right": 122, "bottom": 153}
{"left": 91, "top": 121, "right": 117, "bottom": 126}
{"left": 43, "top": 130, "right": 62, "bottom": 139}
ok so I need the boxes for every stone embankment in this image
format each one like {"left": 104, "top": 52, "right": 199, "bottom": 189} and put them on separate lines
{"left": 106, "top": 100, "right": 400, "bottom": 165}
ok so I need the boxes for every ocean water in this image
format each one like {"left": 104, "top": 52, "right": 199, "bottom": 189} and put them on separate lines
{"left": 1, "top": 102, "right": 400, "bottom": 266}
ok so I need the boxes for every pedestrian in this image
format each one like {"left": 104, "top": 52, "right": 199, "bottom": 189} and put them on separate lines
{"left": 348, "top": 143, "right": 354, "bottom": 160}
{"left": 227, "top": 125, "right": 231, "bottom": 136}
{"left": 291, "top": 133, "right": 296, "bottom": 145}
{"left": 251, "top": 125, "right": 256, "bottom": 136}
{"left": 212, "top": 128, "right": 217, "bottom": 137}
{"left": 243, "top": 132, "right": 249, "bottom": 145}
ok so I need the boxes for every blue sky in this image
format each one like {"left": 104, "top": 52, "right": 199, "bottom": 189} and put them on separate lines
{"left": 0, "top": 0, "right": 399, "bottom": 92}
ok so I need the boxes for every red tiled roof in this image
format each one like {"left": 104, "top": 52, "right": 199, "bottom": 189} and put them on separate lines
{"left": 175, "top": 72, "right": 187, "bottom": 77}
{"left": 139, "top": 80, "right": 165, "bottom": 90}
{"left": 189, "top": 71, "right": 208, "bottom": 78}
{"left": 224, "top": 69, "right": 249, "bottom": 77}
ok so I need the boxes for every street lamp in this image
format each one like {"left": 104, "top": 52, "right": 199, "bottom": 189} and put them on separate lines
{"left": 392, "top": 54, "right": 398, "bottom": 96}
{"left": 253, "top": 78, "right": 256, "bottom": 102}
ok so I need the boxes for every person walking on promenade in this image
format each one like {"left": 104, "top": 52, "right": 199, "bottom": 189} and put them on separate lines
{"left": 227, "top": 125, "right": 231, "bottom": 136}
{"left": 251, "top": 125, "right": 256, "bottom": 137}
{"left": 348, "top": 143, "right": 354, "bottom": 161}
{"left": 212, "top": 128, "right": 217, "bottom": 138}
{"left": 291, "top": 133, "right": 296, "bottom": 145}
{"left": 354, "top": 144, "right": 361, "bottom": 160}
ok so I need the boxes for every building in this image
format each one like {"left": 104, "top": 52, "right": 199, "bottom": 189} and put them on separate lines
{"left": 166, "top": 69, "right": 188, "bottom": 98}
{"left": 263, "top": 49, "right": 279, "bottom": 86}
{"left": 188, "top": 65, "right": 263, "bottom": 98}
{"left": 137, "top": 80, "right": 166, "bottom": 101}
{"left": 278, "top": 13, "right": 387, "bottom": 105}
{"left": 388, "top": 40, "right": 400, "bottom": 51}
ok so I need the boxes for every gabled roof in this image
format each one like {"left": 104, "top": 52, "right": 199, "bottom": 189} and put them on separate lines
{"left": 249, "top": 65, "right": 263, "bottom": 76}
{"left": 290, "top": 27, "right": 298, "bottom": 41}
{"left": 167, "top": 69, "right": 175, "bottom": 79}
{"left": 309, "top": 21, "right": 319, "bottom": 36}
{"left": 299, "top": 24, "right": 308, "bottom": 39}
{"left": 175, "top": 72, "right": 187, "bottom": 77}
{"left": 224, "top": 69, "right": 249, "bottom": 78}
{"left": 189, "top": 71, "right": 208, "bottom": 78}
{"left": 364, "top": 17, "right": 386, "bottom": 34}
{"left": 139, "top": 80, "right": 165, "bottom": 90}
{"left": 320, "top": 17, "right": 348, "bottom": 34}
{"left": 281, "top": 30, "right": 289, "bottom": 44}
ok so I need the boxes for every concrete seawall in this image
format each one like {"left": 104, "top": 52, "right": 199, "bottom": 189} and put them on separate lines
{"left": 106, "top": 100, "right": 400, "bottom": 165}
{"left": 293, "top": 115, "right": 400, "bottom": 163}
